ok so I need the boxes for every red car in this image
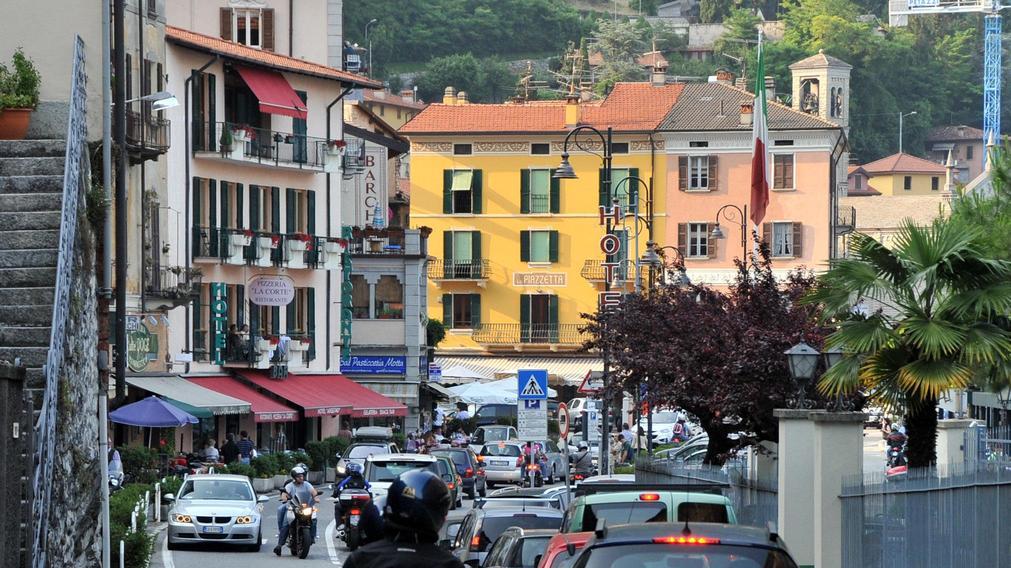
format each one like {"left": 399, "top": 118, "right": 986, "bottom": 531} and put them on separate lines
{"left": 537, "top": 532, "right": 592, "bottom": 568}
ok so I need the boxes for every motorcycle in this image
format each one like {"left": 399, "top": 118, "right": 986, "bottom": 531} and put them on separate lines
{"left": 335, "top": 488, "right": 373, "bottom": 550}
{"left": 285, "top": 493, "right": 318, "bottom": 559}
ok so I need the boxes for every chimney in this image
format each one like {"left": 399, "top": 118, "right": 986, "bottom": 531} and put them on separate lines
{"left": 764, "top": 76, "right": 775, "bottom": 102}
{"left": 400, "top": 89, "right": 415, "bottom": 102}
{"left": 457, "top": 91, "right": 469, "bottom": 105}
{"left": 442, "top": 86, "right": 457, "bottom": 105}
{"left": 651, "top": 62, "right": 668, "bottom": 87}
{"left": 565, "top": 93, "right": 580, "bottom": 127}
{"left": 740, "top": 103, "right": 754, "bottom": 126}
{"left": 734, "top": 77, "right": 747, "bottom": 90}
{"left": 579, "top": 85, "right": 593, "bottom": 102}
{"left": 715, "top": 69, "right": 734, "bottom": 85}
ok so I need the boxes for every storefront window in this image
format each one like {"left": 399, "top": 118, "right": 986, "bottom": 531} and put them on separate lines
{"left": 376, "top": 276, "right": 404, "bottom": 319}
{"left": 352, "top": 275, "right": 371, "bottom": 319}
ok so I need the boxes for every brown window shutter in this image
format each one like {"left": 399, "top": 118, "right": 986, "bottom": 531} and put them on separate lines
{"left": 678, "top": 157, "right": 688, "bottom": 192}
{"left": 220, "top": 8, "right": 232, "bottom": 41}
{"left": 773, "top": 156, "right": 783, "bottom": 188}
{"left": 677, "top": 223, "right": 687, "bottom": 258}
{"left": 785, "top": 156, "right": 794, "bottom": 188}
{"left": 762, "top": 223, "right": 772, "bottom": 246}
{"left": 262, "top": 9, "right": 275, "bottom": 51}
{"left": 708, "top": 156, "right": 718, "bottom": 191}
{"left": 707, "top": 223, "right": 718, "bottom": 259}
{"left": 792, "top": 223, "right": 803, "bottom": 258}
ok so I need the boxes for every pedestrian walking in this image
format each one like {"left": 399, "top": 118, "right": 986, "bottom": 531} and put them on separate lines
{"left": 221, "top": 433, "right": 240, "bottom": 464}
{"left": 237, "top": 430, "right": 255, "bottom": 464}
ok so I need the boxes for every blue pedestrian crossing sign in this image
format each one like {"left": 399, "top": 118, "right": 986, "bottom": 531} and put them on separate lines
{"left": 518, "top": 369, "right": 548, "bottom": 400}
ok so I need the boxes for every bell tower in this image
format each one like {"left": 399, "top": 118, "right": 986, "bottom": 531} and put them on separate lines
{"left": 789, "top": 49, "right": 852, "bottom": 132}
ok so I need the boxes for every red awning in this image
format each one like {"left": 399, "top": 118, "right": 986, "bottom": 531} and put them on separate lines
{"left": 235, "top": 65, "right": 308, "bottom": 119}
{"left": 187, "top": 376, "right": 298, "bottom": 423}
{"left": 237, "top": 371, "right": 407, "bottom": 417}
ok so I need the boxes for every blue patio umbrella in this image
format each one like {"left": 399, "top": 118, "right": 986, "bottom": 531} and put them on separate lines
{"left": 109, "top": 395, "right": 199, "bottom": 427}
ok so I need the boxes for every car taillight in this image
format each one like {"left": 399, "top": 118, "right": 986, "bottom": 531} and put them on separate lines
{"left": 350, "top": 508, "right": 361, "bottom": 516}
{"left": 476, "top": 455, "right": 484, "bottom": 462}
{"left": 470, "top": 535, "right": 481, "bottom": 550}
{"left": 448, "top": 482, "right": 455, "bottom": 489}
{"left": 526, "top": 464, "right": 539, "bottom": 471}
{"left": 464, "top": 467, "right": 474, "bottom": 478}
{"left": 653, "top": 536, "right": 720, "bottom": 545}
{"left": 639, "top": 493, "right": 660, "bottom": 501}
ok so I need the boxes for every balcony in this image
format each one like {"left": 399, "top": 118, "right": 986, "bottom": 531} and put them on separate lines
{"left": 192, "top": 227, "right": 340, "bottom": 269}
{"left": 144, "top": 265, "right": 202, "bottom": 310}
{"left": 580, "top": 260, "right": 635, "bottom": 282}
{"left": 835, "top": 205, "right": 856, "bottom": 235}
{"left": 126, "top": 109, "right": 170, "bottom": 163}
{"left": 472, "top": 323, "right": 587, "bottom": 350}
{"left": 194, "top": 122, "right": 335, "bottom": 172}
{"left": 197, "top": 332, "right": 313, "bottom": 370}
{"left": 428, "top": 259, "right": 492, "bottom": 287}
{"left": 347, "top": 226, "right": 407, "bottom": 256}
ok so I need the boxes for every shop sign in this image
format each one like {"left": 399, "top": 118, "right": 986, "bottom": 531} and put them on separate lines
{"left": 360, "top": 408, "right": 397, "bottom": 417}
{"left": 255, "top": 411, "right": 298, "bottom": 423}
{"left": 513, "top": 272, "right": 566, "bottom": 287}
{"left": 211, "top": 283, "right": 228, "bottom": 365}
{"left": 341, "top": 356, "right": 407, "bottom": 375}
{"left": 247, "top": 275, "right": 295, "bottom": 306}
{"left": 127, "top": 324, "right": 159, "bottom": 372}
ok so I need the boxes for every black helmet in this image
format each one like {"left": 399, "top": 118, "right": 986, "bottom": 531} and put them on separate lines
{"left": 384, "top": 469, "right": 451, "bottom": 540}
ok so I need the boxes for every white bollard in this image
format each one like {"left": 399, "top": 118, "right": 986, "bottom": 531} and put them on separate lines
{"left": 145, "top": 491, "right": 150, "bottom": 519}
{"left": 130, "top": 509, "right": 137, "bottom": 533}
{"left": 155, "top": 483, "right": 161, "bottom": 523}
{"left": 119, "top": 539, "right": 125, "bottom": 568}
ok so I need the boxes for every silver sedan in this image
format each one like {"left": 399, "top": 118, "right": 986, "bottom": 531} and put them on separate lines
{"left": 166, "top": 474, "right": 269, "bottom": 551}
{"left": 479, "top": 441, "right": 528, "bottom": 487}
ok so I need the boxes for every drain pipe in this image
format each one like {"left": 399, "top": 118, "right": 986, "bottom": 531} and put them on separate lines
{"left": 113, "top": 0, "right": 128, "bottom": 405}
{"left": 325, "top": 86, "right": 353, "bottom": 370}
{"left": 183, "top": 56, "right": 218, "bottom": 369}
{"left": 99, "top": 2, "right": 113, "bottom": 568}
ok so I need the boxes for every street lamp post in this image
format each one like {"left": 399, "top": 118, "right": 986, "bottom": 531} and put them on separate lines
{"left": 899, "top": 111, "right": 917, "bottom": 154}
{"left": 365, "top": 18, "right": 378, "bottom": 77}
{"left": 710, "top": 204, "right": 749, "bottom": 264}
{"left": 611, "top": 175, "right": 653, "bottom": 292}
{"left": 785, "top": 342, "right": 845, "bottom": 409}
{"left": 554, "top": 125, "right": 615, "bottom": 473}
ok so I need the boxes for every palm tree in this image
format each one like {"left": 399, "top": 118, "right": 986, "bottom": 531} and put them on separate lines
{"left": 805, "top": 219, "right": 1011, "bottom": 467}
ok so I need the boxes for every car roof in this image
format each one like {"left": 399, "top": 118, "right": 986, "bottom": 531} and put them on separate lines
{"left": 580, "top": 474, "right": 635, "bottom": 484}
{"left": 185, "top": 474, "right": 252, "bottom": 483}
{"left": 366, "top": 453, "right": 436, "bottom": 463}
{"left": 583, "top": 522, "right": 782, "bottom": 549}
{"left": 501, "top": 527, "right": 561, "bottom": 539}
{"left": 478, "top": 425, "right": 514, "bottom": 431}
{"left": 479, "top": 506, "right": 564, "bottom": 518}
{"left": 577, "top": 490, "right": 732, "bottom": 505}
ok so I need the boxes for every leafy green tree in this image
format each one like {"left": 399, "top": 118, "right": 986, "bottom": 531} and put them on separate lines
{"left": 805, "top": 221, "right": 1011, "bottom": 467}
{"left": 414, "top": 53, "right": 517, "bottom": 103}
{"left": 593, "top": 18, "right": 647, "bottom": 94}
{"left": 715, "top": 8, "right": 762, "bottom": 62}
{"left": 951, "top": 144, "right": 1011, "bottom": 260}
{"left": 699, "top": 0, "right": 733, "bottom": 22}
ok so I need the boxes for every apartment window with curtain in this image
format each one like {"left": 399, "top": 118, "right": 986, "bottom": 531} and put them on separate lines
{"left": 611, "top": 168, "right": 631, "bottom": 210}
{"left": 520, "top": 230, "right": 559, "bottom": 264}
{"left": 443, "top": 294, "right": 481, "bottom": 329}
{"left": 351, "top": 275, "right": 371, "bottom": 319}
{"left": 234, "top": 9, "right": 261, "bottom": 48}
{"left": 444, "top": 230, "right": 481, "bottom": 278}
{"left": 766, "top": 222, "right": 803, "bottom": 258}
{"left": 529, "top": 169, "right": 550, "bottom": 213}
{"left": 375, "top": 276, "right": 404, "bottom": 319}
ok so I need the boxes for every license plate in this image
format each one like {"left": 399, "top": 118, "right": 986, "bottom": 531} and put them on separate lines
{"left": 350, "top": 515, "right": 360, "bottom": 526}
{"left": 493, "top": 460, "right": 510, "bottom": 467}
{"left": 201, "top": 526, "right": 224, "bottom": 534}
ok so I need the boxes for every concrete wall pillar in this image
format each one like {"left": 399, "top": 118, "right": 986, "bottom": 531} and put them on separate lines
{"left": 775, "top": 409, "right": 817, "bottom": 567}
{"left": 811, "top": 411, "right": 864, "bottom": 568}
{"left": 936, "top": 418, "right": 974, "bottom": 467}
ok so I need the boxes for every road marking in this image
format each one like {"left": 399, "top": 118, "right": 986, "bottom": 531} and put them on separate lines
{"left": 160, "top": 530, "right": 175, "bottom": 568}
{"left": 326, "top": 519, "right": 341, "bottom": 565}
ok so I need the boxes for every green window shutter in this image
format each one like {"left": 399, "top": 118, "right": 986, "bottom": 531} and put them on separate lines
{"left": 548, "top": 295, "right": 559, "bottom": 342}
{"left": 249, "top": 300, "right": 260, "bottom": 344}
{"left": 306, "top": 190, "right": 316, "bottom": 235}
{"left": 192, "top": 177, "right": 202, "bottom": 226}
{"left": 191, "top": 287, "right": 203, "bottom": 354}
{"left": 520, "top": 170, "right": 530, "bottom": 214}
{"left": 470, "top": 294, "right": 481, "bottom": 328}
{"left": 442, "top": 294, "right": 453, "bottom": 327}
{"left": 520, "top": 294, "right": 530, "bottom": 342}
{"left": 471, "top": 170, "right": 483, "bottom": 214}
{"left": 549, "top": 231, "right": 559, "bottom": 263}
{"left": 271, "top": 306, "right": 280, "bottom": 336}
{"left": 599, "top": 168, "right": 608, "bottom": 206}
{"left": 207, "top": 74, "right": 216, "bottom": 152}
{"left": 307, "top": 288, "right": 316, "bottom": 361}
{"left": 236, "top": 286, "right": 245, "bottom": 326}
{"left": 471, "top": 231, "right": 481, "bottom": 261}
{"left": 248, "top": 185, "right": 260, "bottom": 231}
{"left": 220, "top": 181, "right": 230, "bottom": 230}
{"left": 286, "top": 293, "right": 297, "bottom": 333}
{"left": 286, "top": 188, "right": 296, "bottom": 233}
{"left": 208, "top": 179, "right": 218, "bottom": 256}
{"left": 443, "top": 233, "right": 453, "bottom": 278}
{"left": 235, "top": 183, "right": 244, "bottom": 229}
{"left": 550, "top": 171, "right": 560, "bottom": 214}
{"left": 271, "top": 187, "right": 280, "bottom": 232}
{"left": 443, "top": 170, "right": 453, "bottom": 214}
{"left": 520, "top": 231, "right": 530, "bottom": 262}
{"left": 191, "top": 71, "right": 203, "bottom": 151}
{"left": 628, "top": 168, "right": 640, "bottom": 206}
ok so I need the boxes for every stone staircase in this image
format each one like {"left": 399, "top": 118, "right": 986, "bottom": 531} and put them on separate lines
{"left": 0, "top": 139, "right": 65, "bottom": 403}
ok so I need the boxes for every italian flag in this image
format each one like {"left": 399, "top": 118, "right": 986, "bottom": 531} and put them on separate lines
{"left": 750, "top": 34, "right": 769, "bottom": 226}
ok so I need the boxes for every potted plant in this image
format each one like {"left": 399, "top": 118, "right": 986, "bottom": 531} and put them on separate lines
{"left": 287, "top": 232, "right": 312, "bottom": 253}
{"left": 231, "top": 124, "right": 255, "bottom": 143}
{"left": 219, "top": 125, "right": 234, "bottom": 153}
{"left": 324, "top": 237, "right": 347, "bottom": 254}
{"left": 326, "top": 139, "right": 347, "bottom": 156}
{"left": 0, "top": 49, "right": 41, "bottom": 140}
{"left": 230, "top": 228, "right": 254, "bottom": 248}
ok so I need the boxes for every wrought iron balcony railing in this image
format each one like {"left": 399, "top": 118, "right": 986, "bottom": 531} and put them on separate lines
{"left": 472, "top": 323, "right": 586, "bottom": 345}
{"left": 126, "top": 109, "right": 170, "bottom": 161}
{"left": 192, "top": 227, "right": 332, "bottom": 269}
{"left": 580, "top": 259, "right": 635, "bottom": 281}
{"left": 428, "top": 259, "right": 491, "bottom": 280}
{"left": 144, "top": 265, "right": 202, "bottom": 309}
{"left": 347, "top": 227, "right": 407, "bottom": 256}
{"left": 195, "top": 121, "right": 331, "bottom": 170}
{"left": 835, "top": 205, "right": 856, "bottom": 235}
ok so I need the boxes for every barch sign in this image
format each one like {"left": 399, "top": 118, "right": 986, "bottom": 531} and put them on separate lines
{"left": 247, "top": 275, "right": 295, "bottom": 306}
{"left": 342, "top": 142, "right": 389, "bottom": 227}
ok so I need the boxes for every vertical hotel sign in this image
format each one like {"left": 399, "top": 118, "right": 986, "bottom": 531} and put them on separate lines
{"left": 211, "top": 282, "right": 228, "bottom": 365}
{"left": 597, "top": 202, "right": 623, "bottom": 310}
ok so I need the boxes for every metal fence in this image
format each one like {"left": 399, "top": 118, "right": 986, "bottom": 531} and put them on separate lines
{"left": 965, "top": 423, "right": 1011, "bottom": 462}
{"left": 635, "top": 457, "right": 779, "bottom": 531}
{"left": 840, "top": 462, "right": 1011, "bottom": 568}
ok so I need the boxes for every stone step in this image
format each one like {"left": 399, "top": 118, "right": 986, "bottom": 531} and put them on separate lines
{"left": 0, "top": 193, "right": 63, "bottom": 213}
{"left": 0, "top": 211, "right": 61, "bottom": 230}
{"left": 0, "top": 157, "right": 64, "bottom": 176}
{"left": 0, "top": 230, "right": 60, "bottom": 250}
{"left": 0, "top": 347, "right": 48, "bottom": 368}
{"left": 0, "top": 250, "right": 58, "bottom": 269}
{"left": 0, "top": 175, "right": 63, "bottom": 194}
{"left": 0, "top": 325, "right": 52, "bottom": 347}
{"left": 0, "top": 139, "right": 66, "bottom": 158}
{"left": 0, "top": 287, "right": 54, "bottom": 305}
{"left": 0, "top": 305, "right": 53, "bottom": 328}
{"left": 0, "top": 267, "right": 57, "bottom": 288}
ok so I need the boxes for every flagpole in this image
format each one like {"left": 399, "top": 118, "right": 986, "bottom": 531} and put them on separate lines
{"left": 750, "top": 27, "right": 767, "bottom": 265}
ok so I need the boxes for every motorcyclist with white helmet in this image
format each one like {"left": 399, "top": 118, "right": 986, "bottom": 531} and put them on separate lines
{"left": 570, "top": 441, "right": 593, "bottom": 475}
{"left": 344, "top": 470, "right": 464, "bottom": 568}
{"left": 274, "top": 465, "right": 320, "bottom": 556}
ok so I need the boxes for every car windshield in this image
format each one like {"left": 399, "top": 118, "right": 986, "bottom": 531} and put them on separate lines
{"left": 348, "top": 445, "right": 386, "bottom": 459}
{"left": 433, "top": 450, "right": 469, "bottom": 467}
{"left": 520, "top": 536, "right": 552, "bottom": 567}
{"left": 482, "top": 444, "right": 522, "bottom": 457}
{"left": 436, "top": 459, "right": 454, "bottom": 480}
{"left": 652, "top": 412, "right": 680, "bottom": 422}
{"left": 579, "top": 543, "right": 798, "bottom": 568}
{"left": 480, "top": 516, "right": 562, "bottom": 548}
{"left": 367, "top": 460, "right": 436, "bottom": 482}
{"left": 178, "top": 479, "right": 253, "bottom": 501}
{"left": 483, "top": 428, "right": 511, "bottom": 442}
{"left": 582, "top": 502, "right": 667, "bottom": 528}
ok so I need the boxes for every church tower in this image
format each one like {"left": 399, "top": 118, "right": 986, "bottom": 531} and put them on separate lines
{"left": 789, "top": 49, "right": 852, "bottom": 133}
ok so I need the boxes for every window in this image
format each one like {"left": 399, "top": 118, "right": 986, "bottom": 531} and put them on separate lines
{"left": 772, "top": 222, "right": 795, "bottom": 258}
{"left": 611, "top": 168, "right": 631, "bottom": 210}
{"left": 611, "top": 142, "right": 629, "bottom": 154}
{"left": 453, "top": 143, "right": 472, "bottom": 155}
{"left": 687, "top": 223, "right": 709, "bottom": 258}
{"left": 774, "top": 139, "right": 795, "bottom": 146}
{"left": 286, "top": 288, "right": 309, "bottom": 334}
{"left": 445, "top": 169, "right": 482, "bottom": 214}
{"left": 967, "top": 145, "right": 974, "bottom": 159}
{"left": 286, "top": 188, "right": 311, "bottom": 233}
{"left": 520, "top": 230, "right": 559, "bottom": 263}
{"left": 444, "top": 230, "right": 481, "bottom": 278}
{"left": 531, "top": 143, "right": 550, "bottom": 155}
{"left": 444, "top": 294, "right": 480, "bottom": 329}
{"left": 855, "top": 176, "right": 863, "bottom": 190}
{"left": 931, "top": 176, "right": 939, "bottom": 191}
{"left": 250, "top": 185, "right": 279, "bottom": 233}
{"left": 773, "top": 154, "right": 794, "bottom": 190}
{"left": 234, "top": 9, "right": 261, "bottom": 48}
{"left": 351, "top": 275, "right": 371, "bottom": 319}
{"left": 529, "top": 169, "right": 550, "bottom": 213}
{"left": 375, "top": 276, "right": 404, "bottom": 319}
{"left": 689, "top": 141, "right": 708, "bottom": 148}
{"left": 379, "top": 105, "right": 385, "bottom": 116}
{"left": 903, "top": 176, "right": 912, "bottom": 190}
{"left": 686, "top": 156, "right": 710, "bottom": 190}
{"left": 520, "top": 294, "right": 558, "bottom": 343}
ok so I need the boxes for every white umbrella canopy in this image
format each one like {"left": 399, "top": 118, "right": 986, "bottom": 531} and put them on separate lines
{"left": 448, "top": 377, "right": 557, "bottom": 405}
{"left": 440, "top": 365, "right": 488, "bottom": 384}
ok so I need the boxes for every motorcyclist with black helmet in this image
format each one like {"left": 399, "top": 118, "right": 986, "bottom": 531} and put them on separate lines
{"left": 344, "top": 469, "right": 464, "bottom": 568}
{"left": 334, "top": 462, "right": 383, "bottom": 545}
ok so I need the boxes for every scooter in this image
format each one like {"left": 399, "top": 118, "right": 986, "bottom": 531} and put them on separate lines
{"left": 285, "top": 493, "right": 317, "bottom": 559}
{"left": 336, "top": 488, "right": 372, "bottom": 551}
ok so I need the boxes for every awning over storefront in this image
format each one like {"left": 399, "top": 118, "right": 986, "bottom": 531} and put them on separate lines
{"left": 422, "top": 382, "right": 459, "bottom": 401}
{"left": 237, "top": 372, "right": 407, "bottom": 418}
{"left": 188, "top": 376, "right": 298, "bottom": 423}
{"left": 126, "top": 375, "right": 250, "bottom": 417}
{"left": 235, "top": 65, "right": 308, "bottom": 119}
{"left": 434, "top": 356, "right": 603, "bottom": 387}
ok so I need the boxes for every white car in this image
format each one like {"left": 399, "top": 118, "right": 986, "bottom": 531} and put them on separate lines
{"left": 166, "top": 474, "right": 269, "bottom": 551}
{"left": 363, "top": 453, "right": 440, "bottom": 506}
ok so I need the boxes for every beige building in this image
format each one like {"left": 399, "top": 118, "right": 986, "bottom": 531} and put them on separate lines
{"left": 849, "top": 152, "right": 947, "bottom": 196}
{"left": 925, "top": 125, "right": 984, "bottom": 183}
{"left": 360, "top": 88, "right": 427, "bottom": 130}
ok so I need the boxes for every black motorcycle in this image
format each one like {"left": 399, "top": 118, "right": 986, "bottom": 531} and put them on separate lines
{"left": 336, "top": 488, "right": 372, "bottom": 551}
{"left": 285, "top": 493, "right": 317, "bottom": 559}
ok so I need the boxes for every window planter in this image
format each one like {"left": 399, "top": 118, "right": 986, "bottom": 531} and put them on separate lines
{"left": 288, "top": 238, "right": 309, "bottom": 253}
{"left": 256, "top": 235, "right": 274, "bottom": 250}
{"left": 255, "top": 337, "right": 277, "bottom": 352}
{"left": 252, "top": 477, "right": 273, "bottom": 493}
{"left": 324, "top": 240, "right": 346, "bottom": 254}
{"left": 229, "top": 230, "right": 253, "bottom": 248}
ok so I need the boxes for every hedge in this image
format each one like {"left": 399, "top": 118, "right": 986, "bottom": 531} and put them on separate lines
{"left": 109, "top": 483, "right": 154, "bottom": 568}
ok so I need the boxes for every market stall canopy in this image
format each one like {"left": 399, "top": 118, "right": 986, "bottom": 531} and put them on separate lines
{"left": 237, "top": 371, "right": 407, "bottom": 418}
{"left": 187, "top": 376, "right": 298, "bottom": 423}
{"left": 422, "top": 382, "right": 459, "bottom": 401}
{"left": 109, "top": 396, "right": 199, "bottom": 427}
{"left": 447, "top": 377, "right": 558, "bottom": 405}
{"left": 126, "top": 375, "right": 250, "bottom": 418}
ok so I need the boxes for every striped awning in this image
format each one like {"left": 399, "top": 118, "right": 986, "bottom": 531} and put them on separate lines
{"left": 126, "top": 375, "right": 250, "bottom": 417}
{"left": 434, "top": 355, "right": 602, "bottom": 386}
{"left": 354, "top": 380, "right": 419, "bottom": 403}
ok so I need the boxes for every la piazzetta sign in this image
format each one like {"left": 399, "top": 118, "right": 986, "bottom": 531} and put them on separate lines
{"left": 513, "top": 272, "right": 566, "bottom": 287}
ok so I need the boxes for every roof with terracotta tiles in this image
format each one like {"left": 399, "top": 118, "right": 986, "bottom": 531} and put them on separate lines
{"left": 363, "top": 89, "right": 428, "bottom": 110}
{"left": 789, "top": 50, "right": 852, "bottom": 70}
{"left": 398, "top": 82, "right": 684, "bottom": 134}
{"left": 659, "top": 81, "right": 839, "bottom": 131}
{"left": 166, "top": 26, "right": 381, "bottom": 89}
{"left": 926, "top": 125, "right": 984, "bottom": 142}
{"left": 860, "top": 152, "right": 947, "bottom": 175}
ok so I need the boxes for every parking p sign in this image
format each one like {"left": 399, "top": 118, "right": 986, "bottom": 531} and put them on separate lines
{"left": 517, "top": 369, "right": 548, "bottom": 400}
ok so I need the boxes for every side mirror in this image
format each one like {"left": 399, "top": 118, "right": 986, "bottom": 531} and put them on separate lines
{"left": 163, "top": 493, "right": 175, "bottom": 502}
{"left": 257, "top": 495, "right": 270, "bottom": 503}
{"left": 445, "top": 521, "right": 462, "bottom": 541}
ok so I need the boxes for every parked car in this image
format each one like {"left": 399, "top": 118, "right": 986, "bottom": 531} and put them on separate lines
{"left": 475, "top": 404, "right": 518, "bottom": 426}
{"left": 560, "top": 487, "right": 736, "bottom": 533}
{"left": 469, "top": 425, "right": 518, "bottom": 455}
{"left": 482, "top": 527, "right": 556, "bottom": 568}
{"left": 337, "top": 427, "right": 400, "bottom": 477}
{"left": 165, "top": 474, "right": 269, "bottom": 551}
{"left": 537, "top": 531, "right": 593, "bottom": 568}
{"left": 433, "top": 453, "right": 464, "bottom": 509}
{"left": 445, "top": 505, "right": 563, "bottom": 567}
{"left": 567, "top": 522, "right": 800, "bottom": 567}
{"left": 431, "top": 447, "right": 487, "bottom": 499}
{"left": 363, "top": 453, "right": 439, "bottom": 506}
{"left": 479, "top": 441, "right": 529, "bottom": 488}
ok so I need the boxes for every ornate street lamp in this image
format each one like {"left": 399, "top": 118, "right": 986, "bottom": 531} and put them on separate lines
{"left": 711, "top": 203, "right": 749, "bottom": 263}
{"left": 785, "top": 341, "right": 820, "bottom": 409}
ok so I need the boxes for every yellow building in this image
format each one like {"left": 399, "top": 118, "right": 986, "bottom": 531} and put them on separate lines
{"left": 400, "top": 84, "right": 680, "bottom": 370}
{"left": 854, "top": 152, "right": 947, "bottom": 195}
{"left": 362, "top": 88, "right": 428, "bottom": 130}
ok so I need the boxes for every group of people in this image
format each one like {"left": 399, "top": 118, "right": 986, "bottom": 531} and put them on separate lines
{"left": 190, "top": 431, "right": 257, "bottom": 467}
{"left": 224, "top": 325, "right": 292, "bottom": 363}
